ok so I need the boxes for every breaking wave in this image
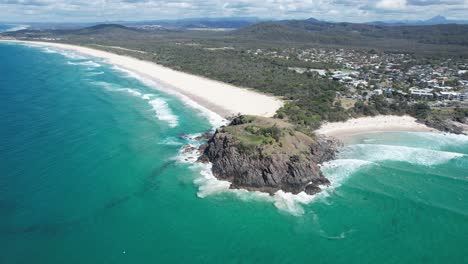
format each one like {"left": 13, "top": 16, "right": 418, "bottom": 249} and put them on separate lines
{"left": 67, "top": 61, "right": 101, "bottom": 68}
{"left": 148, "top": 99, "right": 179, "bottom": 128}
{"left": 91, "top": 81, "right": 178, "bottom": 127}
{"left": 87, "top": 71, "right": 104, "bottom": 76}
{"left": 31, "top": 45, "right": 88, "bottom": 60}
{"left": 411, "top": 132, "right": 468, "bottom": 152}
{"left": 340, "top": 144, "right": 465, "bottom": 166}
{"left": 321, "top": 159, "right": 375, "bottom": 188}
{"left": 110, "top": 65, "right": 227, "bottom": 128}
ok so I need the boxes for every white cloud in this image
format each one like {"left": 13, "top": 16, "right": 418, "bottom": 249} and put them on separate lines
{"left": 376, "top": 0, "right": 407, "bottom": 10}
{"left": 0, "top": 0, "right": 467, "bottom": 22}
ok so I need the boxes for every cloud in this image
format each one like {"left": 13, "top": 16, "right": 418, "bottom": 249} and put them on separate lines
{"left": 0, "top": 0, "right": 467, "bottom": 22}
{"left": 407, "top": 0, "right": 465, "bottom": 5}
{"left": 375, "top": 0, "right": 407, "bottom": 10}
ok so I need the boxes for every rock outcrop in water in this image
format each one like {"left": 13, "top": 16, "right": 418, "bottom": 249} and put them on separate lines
{"left": 424, "top": 119, "right": 468, "bottom": 135}
{"left": 199, "top": 116, "right": 341, "bottom": 195}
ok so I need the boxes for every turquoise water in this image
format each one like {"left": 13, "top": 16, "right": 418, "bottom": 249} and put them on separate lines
{"left": 0, "top": 43, "right": 467, "bottom": 263}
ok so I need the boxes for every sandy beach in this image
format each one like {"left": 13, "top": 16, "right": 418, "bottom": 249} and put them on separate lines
{"left": 1, "top": 40, "right": 283, "bottom": 118}
{"left": 316, "top": 115, "right": 437, "bottom": 139}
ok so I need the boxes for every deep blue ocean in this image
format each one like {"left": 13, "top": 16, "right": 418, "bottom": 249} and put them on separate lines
{"left": 0, "top": 42, "right": 467, "bottom": 263}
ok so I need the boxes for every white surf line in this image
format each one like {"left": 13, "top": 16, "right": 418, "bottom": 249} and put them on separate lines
{"left": 341, "top": 144, "right": 466, "bottom": 166}
{"left": 90, "top": 81, "right": 180, "bottom": 128}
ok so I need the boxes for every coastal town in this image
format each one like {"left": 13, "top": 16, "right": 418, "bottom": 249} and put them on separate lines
{"left": 249, "top": 47, "right": 468, "bottom": 108}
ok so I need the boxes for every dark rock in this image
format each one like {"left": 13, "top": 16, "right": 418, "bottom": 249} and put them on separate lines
{"left": 199, "top": 125, "right": 341, "bottom": 195}
{"left": 194, "top": 131, "right": 213, "bottom": 141}
{"left": 304, "top": 184, "right": 322, "bottom": 195}
{"left": 424, "top": 119, "right": 465, "bottom": 135}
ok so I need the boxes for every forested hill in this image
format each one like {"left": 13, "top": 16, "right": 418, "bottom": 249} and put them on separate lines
{"left": 233, "top": 19, "right": 468, "bottom": 46}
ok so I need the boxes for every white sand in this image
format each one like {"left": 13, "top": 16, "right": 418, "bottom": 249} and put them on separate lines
{"left": 316, "top": 115, "right": 437, "bottom": 139}
{"left": 2, "top": 40, "right": 283, "bottom": 117}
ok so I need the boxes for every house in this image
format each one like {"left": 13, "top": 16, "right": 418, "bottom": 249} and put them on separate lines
{"left": 438, "top": 91, "right": 459, "bottom": 100}
{"left": 410, "top": 87, "right": 433, "bottom": 99}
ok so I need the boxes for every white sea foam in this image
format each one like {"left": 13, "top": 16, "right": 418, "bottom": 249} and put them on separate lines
{"left": 194, "top": 163, "right": 232, "bottom": 197}
{"left": 41, "top": 47, "right": 59, "bottom": 54}
{"left": 87, "top": 71, "right": 104, "bottom": 76}
{"left": 320, "top": 159, "right": 375, "bottom": 189}
{"left": 118, "top": 88, "right": 142, "bottom": 97}
{"left": 142, "top": 94, "right": 153, "bottom": 100}
{"left": 341, "top": 144, "right": 465, "bottom": 166}
{"left": 159, "top": 137, "right": 184, "bottom": 146}
{"left": 110, "top": 65, "right": 227, "bottom": 128}
{"left": 149, "top": 98, "right": 179, "bottom": 128}
{"left": 21, "top": 43, "right": 88, "bottom": 60}
{"left": 272, "top": 191, "right": 316, "bottom": 216}
{"left": 411, "top": 132, "right": 468, "bottom": 150}
{"left": 67, "top": 61, "right": 101, "bottom": 67}
{"left": 91, "top": 81, "right": 179, "bottom": 127}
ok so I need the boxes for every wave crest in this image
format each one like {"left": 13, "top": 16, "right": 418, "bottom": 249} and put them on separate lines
{"left": 111, "top": 65, "right": 227, "bottom": 128}
{"left": 321, "top": 159, "right": 375, "bottom": 188}
{"left": 340, "top": 144, "right": 465, "bottom": 166}
{"left": 149, "top": 99, "right": 179, "bottom": 128}
{"left": 67, "top": 61, "right": 101, "bottom": 67}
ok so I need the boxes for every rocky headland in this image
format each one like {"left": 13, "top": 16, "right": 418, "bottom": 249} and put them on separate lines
{"left": 198, "top": 116, "right": 342, "bottom": 195}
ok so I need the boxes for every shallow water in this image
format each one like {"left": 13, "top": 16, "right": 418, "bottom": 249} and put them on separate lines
{"left": 1, "top": 43, "right": 467, "bottom": 263}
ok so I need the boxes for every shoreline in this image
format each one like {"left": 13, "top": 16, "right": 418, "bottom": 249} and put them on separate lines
{"left": 316, "top": 115, "right": 437, "bottom": 140}
{"left": 1, "top": 40, "right": 283, "bottom": 118}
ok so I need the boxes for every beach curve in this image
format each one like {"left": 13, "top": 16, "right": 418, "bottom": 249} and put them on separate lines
{"left": 316, "top": 115, "right": 437, "bottom": 140}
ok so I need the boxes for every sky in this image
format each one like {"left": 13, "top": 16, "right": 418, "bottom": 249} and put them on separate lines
{"left": 0, "top": 0, "right": 468, "bottom": 23}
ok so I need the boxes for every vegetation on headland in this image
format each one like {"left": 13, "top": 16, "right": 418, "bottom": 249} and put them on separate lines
{"left": 221, "top": 115, "right": 312, "bottom": 155}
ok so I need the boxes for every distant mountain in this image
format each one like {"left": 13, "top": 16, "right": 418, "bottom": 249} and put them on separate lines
{"left": 74, "top": 24, "right": 139, "bottom": 34}
{"left": 124, "top": 17, "right": 262, "bottom": 30}
{"left": 305, "top": 17, "right": 322, "bottom": 23}
{"left": 1, "top": 24, "right": 145, "bottom": 39}
{"left": 368, "top": 15, "right": 468, "bottom": 26}
{"left": 233, "top": 18, "right": 468, "bottom": 46}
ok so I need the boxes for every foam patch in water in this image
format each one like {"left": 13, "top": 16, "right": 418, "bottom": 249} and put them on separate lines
{"left": 149, "top": 98, "right": 179, "bottom": 128}
{"left": 321, "top": 159, "right": 375, "bottom": 188}
{"left": 67, "top": 61, "right": 101, "bottom": 67}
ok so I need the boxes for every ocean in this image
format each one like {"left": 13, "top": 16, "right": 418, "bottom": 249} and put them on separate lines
{"left": 0, "top": 42, "right": 467, "bottom": 263}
